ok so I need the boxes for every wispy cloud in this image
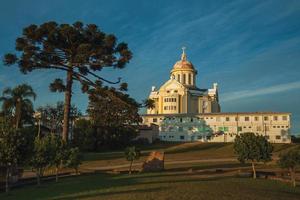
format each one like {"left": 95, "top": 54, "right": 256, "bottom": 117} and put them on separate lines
{"left": 222, "top": 81, "right": 300, "bottom": 102}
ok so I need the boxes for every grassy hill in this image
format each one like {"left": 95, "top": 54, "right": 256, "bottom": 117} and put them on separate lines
{"left": 1, "top": 171, "right": 300, "bottom": 200}
{"left": 81, "top": 142, "right": 300, "bottom": 169}
{"left": 1, "top": 142, "right": 300, "bottom": 200}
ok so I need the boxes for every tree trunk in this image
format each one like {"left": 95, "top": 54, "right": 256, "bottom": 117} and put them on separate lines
{"left": 15, "top": 98, "right": 21, "bottom": 129}
{"left": 5, "top": 167, "right": 10, "bottom": 193}
{"left": 129, "top": 160, "right": 133, "bottom": 174}
{"left": 251, "top": 161, "right": 256, "bottom": 179}
{"left": 290, "top": 168, "right": 296, "bottom": 187}
{"left": 55, "top": 167, "right": 59, "bottom": 182}
{"left": 62, "top": 69, "right": 73, "bottom": 142}
{"left": 37, "top": 168, "right": 41, "bottom": 186}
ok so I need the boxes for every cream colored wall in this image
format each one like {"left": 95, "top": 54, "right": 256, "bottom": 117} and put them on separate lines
{"left": 141, "top": 113, "right": 291, "bottom": 143}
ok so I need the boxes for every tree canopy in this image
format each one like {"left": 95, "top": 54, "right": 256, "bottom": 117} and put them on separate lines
{"left": 0, "top": 120, "right": 30, "bottom": 192}
{"left": 278, "top": 148, "right": 300, "bottom": 187}
{"left": 3, "top": 21, "right": 132, "bottom": 141}
{"left": 234, "top": 132, "right": 273, "bottom": 179}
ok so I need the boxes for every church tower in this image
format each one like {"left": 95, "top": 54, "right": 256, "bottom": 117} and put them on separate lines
{"left": 170, "top": 47, "right": 197, "bottom": 87}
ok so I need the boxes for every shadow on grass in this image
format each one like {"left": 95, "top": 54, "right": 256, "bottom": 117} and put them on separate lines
{"left": 82, "top": 152, "right": 124, "bottom": 161}
{"left": 51, "top": 174, "right": 234, "bottom": 200}
{"left": 166, "top": 162, "right": 250, "bottom": 172}
{"left": 165, "top": 143, "right": 232, "bottom": 154}
{"left": 51, "top": 186, "right": 169, "bottom": 200}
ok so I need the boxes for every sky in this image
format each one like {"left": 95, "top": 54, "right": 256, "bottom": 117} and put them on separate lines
{"left": 0, "top": 0, "right": 300, "bottom": 134}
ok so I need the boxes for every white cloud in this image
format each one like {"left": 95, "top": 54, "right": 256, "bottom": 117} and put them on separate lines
{"left": 222, "top": 81, "right": 300, "bottom": 102}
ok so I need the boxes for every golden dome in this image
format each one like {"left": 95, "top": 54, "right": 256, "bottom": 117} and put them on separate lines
{"left": 172, "top": 47, "right": 195, "bottom": 70}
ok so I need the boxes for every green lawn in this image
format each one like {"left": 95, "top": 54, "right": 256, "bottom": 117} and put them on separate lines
{"left": 1, "top": 171, "right": 300, "bottom": 200}
{"left": 81, "top": 142, "right": 300, "bottom": 167}
{"left": 2, "top": 142, "right": 300, "bottom": 199}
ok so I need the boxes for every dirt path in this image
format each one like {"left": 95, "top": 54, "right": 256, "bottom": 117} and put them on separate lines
{"left": 82, "top": 158, "right": 237, "bottom": 171}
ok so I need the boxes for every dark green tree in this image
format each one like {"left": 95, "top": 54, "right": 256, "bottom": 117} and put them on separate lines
{"left": 124, "top": 146, "right": 140, "bottom": 174}
{"left": 3, "top": 21, "right": 132, "bottom": 141}
{"left": 65, "top": 147, "right": 82, "bottom": 175}
{"left": 234, "top": 132, "right": 273, "bottom": 179}
{"left": 278, "top": 148, "right": 300, "bottom": 187}
{"left": 88, "top": 87, "right": 141, "bottom": 127}
{"left": 72, "top": 119, "right": 95, "bottom": 151}
{"left": 30, "top": 135, "right": 54, "bottom": 186}
{"left": 50, "top": 135, "right": 68, "bottom": 182}
{"left": 0, "top": 84, "right": 36, "bottom": 129}
{"left": 0, "top": 119, "right": 29, "bottom": 192}
{"left": 85, "top": 87, "right": 141, "bottom": 150}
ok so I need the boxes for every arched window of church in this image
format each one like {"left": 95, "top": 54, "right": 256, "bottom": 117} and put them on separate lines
{"left": 183, "top": 74, "right": 186, "bottom": 84}
{"left": 177, "top": 74, "right": 180, "bottom": 82}
{"left": 188, "top": 74, "right": 191, "bottom": 85}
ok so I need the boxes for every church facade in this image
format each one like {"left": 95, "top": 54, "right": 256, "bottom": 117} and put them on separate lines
{"left": 141, "top": 48, "right": 291, "bottom": 143}
{"left": 147, "top": 48, "right": 220, "bottom": 115}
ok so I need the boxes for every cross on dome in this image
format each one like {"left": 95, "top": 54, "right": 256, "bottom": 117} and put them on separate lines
{"left": 181, "top": 46, "right": 187, "bottom": 61}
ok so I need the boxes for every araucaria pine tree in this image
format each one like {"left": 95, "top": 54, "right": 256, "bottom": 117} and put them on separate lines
{"left": 3, "top": 21, "right": 132, "bottom": 141}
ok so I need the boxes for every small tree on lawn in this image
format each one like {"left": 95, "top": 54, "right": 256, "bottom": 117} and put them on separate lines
{"left": 65, "top": 147, "right": 82, "bottom": 175}
{"left": 30, "top": 135, "right": 54, "bottom": 186}
{"left": 50, "top": 135, "right": 68, "bottom": 182}
{"left": 278, "top": 148, "right": 300, "bottom": 187}
{"left": 234, "top": 132, "right": 273, "bottom": 179}
{"left": 0, "top": 120, "right": 28, "bottom": 192}
{"left": 124, "top": 146, "right": 140, "bottom": 174}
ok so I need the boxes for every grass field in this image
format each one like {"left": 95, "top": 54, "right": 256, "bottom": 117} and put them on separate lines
{"left": 2, "top": 142, "right": 300, "bottom": 199}
{"left": 1, "top": 171, "right": 300, "bottom": 200}
{"left": 80, "top": 142, "right": 300, "bottom": 170}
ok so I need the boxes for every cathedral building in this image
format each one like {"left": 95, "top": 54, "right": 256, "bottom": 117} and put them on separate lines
{"left": 147, "top": 47, "right": 220, "bottom": 115}
{"left": 141, "top": 48, "right": 291, "bottom": 143}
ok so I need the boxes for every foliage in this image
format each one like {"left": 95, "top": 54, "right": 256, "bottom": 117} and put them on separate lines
{"left": 143, "top": 98, "right": 155, "bottom": 109}
{"left": 65, "top": 147, "right": 82, "bottom": 175}
{"left": 72, "top": 87, "right": 141, "bottom": 151}
{"left": 278, "top": 148, "right": 300, "bottom": 187}
{"left": 234, "top": 132, "right": 273, "bottom": 179}
{"left": 30, "top": 135, "right": 54, "bottom": 185}
{"left": 0, "top": 84, "right": 36, "bottom": 129}
{"left": 87, "top": 87, "right": 141, "bottom": 127}
{"left": 0, "top": 119, "right": 29, "bottom": 192}
{"left": 37, "top": 101, "right": 81, "bottom": 136}
{"left": 4, "top": 21, "right": 132, "bottom": 141}
{"left": 49, "top": 135, "right": 69, "bottom": 182}
{"left": 291, "top": 135, "right": 300, "bottom": 143}
{"left": 124, "top": 146, "right": 140, "bottom": 174}
{"left": 72, "top": 119, "right": 95, "bottom": 151}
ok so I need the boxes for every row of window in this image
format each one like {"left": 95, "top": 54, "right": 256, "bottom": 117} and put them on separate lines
{"left": 162, "top": 134, "right": 283, "bottom": 140}
{"left": 164, "top": 97, "right": 177, "bottom": 102}
{"left": 162, "top": 126, "right": 211, "bottom": 132}
{"left": 222, "top": 115, "right": 288, "bottom": 122}
{"left": 151, "top": 116, "right": 289, "bottom": 123}
{"left": 163, "top": 106, "right": 177, "bottom": 110}
{"left": 163, "top": 125, "right": 289, "bottom": 133}
{"left": 220, "top": 125, "right": 289, "bottom": 132}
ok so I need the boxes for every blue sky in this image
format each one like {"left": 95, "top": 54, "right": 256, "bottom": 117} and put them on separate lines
{"left": 0, "top": 0, "right": 300, "bottom": 134}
